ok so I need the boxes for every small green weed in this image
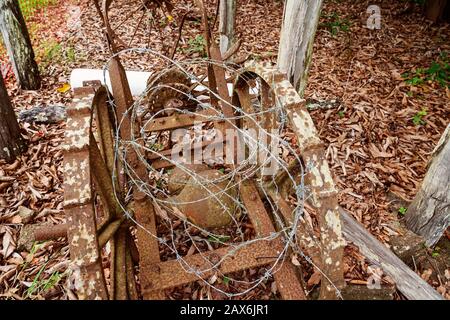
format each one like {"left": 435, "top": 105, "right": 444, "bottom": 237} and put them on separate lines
{"left": 398, "top": 207, "right": 407, "bottom": 216}
{"left": 402, "top": 52, "right": 449, "bottom": 88}
{"left": 320, "top": 13, "right": 350, "bottom": 36}
{"left": 184, "top": 35, "right": 206, "bottom": 57}
{"left": 208, "top": 235, "right": 231, "bottom": 243}
{"left": 412, "top": 108, "right": 427, "bottom": 126}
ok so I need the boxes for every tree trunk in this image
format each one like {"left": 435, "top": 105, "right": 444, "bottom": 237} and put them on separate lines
{"left": 0, "top": 74, "right": 26, "bottom": 162}
{"left": 405, "top": 125, "right": 450, "bottom": 247}
{"left": 277, "top": 0, "right": 323, "bottom": 96}
{"left": 0, "top": 0, "right": 41, "bottom": 90}
{"left": 219, "top": 0, "right": 236, "bottom": 55}
{"left": 425, "top": 0, "right": 448, "bottom": 22}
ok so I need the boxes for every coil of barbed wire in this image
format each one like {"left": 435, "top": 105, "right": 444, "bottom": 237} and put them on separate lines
{"left": 100, "top": 48, "right": 338, "bottom": 298}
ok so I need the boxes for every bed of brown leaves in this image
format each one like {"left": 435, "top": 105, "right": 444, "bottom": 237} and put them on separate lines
{"left": 0, "top": 0, "right": 448, "bottom": 300}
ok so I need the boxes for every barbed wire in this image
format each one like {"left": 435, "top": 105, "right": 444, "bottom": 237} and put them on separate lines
{"left": 101, "top": 47, "right": 342, "bottom": 299}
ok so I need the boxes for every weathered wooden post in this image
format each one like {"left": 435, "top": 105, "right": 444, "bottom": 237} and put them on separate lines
{"left": 0, "top": 74, "right": 26, "bottom": 162}
{"left": 219, "top": 0, "right": 236, "bottom": 55}
{"left": 405, "top": 125, "right": 450, "bottom": 247}
{"left": 277, "top": 0, "right": 323, "bottom": 96}
{"left": 0, "top": 0, "right": 41, "bottom": 90}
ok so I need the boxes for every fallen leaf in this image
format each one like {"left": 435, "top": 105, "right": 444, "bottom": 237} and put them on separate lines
{"left": 56, "top": 83, "right": 71, "bottom": 93}
{"left": 307, "top": 271, "right": 321, "bottom": 287}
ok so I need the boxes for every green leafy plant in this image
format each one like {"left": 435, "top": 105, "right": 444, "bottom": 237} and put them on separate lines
{"left": 223, "top": 276, "right": 230, "bottom": 285}
{"left": 19, "top": 0, "right": 58, "bottom": 19}
{"left": 320, "top": 13, "right": 350, "bottom": 36}
{"left": 398, "top": 207, "right": 407, "bottom": 215}
{"left": 149, "top": 143, "right": 164, "bottom": 152}
{"left": 402, "top": 53, "right": 449, "bottom": 88}
{"left": 208, "top": 234, "right": 230, "bottom": 243}
{"left": 43, "top": 40, "right": 62, "bottom": 61}
{"left": 338, "top": 110, "right": 345, "bottom": 118}
{"left": 24, "top": 261, "right": 63, "bottom": 299}
{"left": 66, "top": 46, "right": 76, "bottom": 62}
{"left": 412, "top": 108, "right": 427, "bottom": 126}
{"left": 185, "top": 35, "right": 207, "bottom": 57}
{"left": 431, "top": 246, "right": 441, "bottom": 258}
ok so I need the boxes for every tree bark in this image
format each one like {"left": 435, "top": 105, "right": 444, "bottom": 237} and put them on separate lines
{"left": 277, "top": 0, "right": 323, "bottom": 96}
{"left": 0, "top": 0, "right": 41, "bottom": 90}
{"left": 425, "top": 0, "right": 448, "bottom": 22}
{"left": 0, "top": 74, "right": 26, "bottom": 162}
{"left": 219, "top": 0, "right": 236, "bottom": 55}
{"left": 405, "top": 125, "right": 450, "bottom": 247}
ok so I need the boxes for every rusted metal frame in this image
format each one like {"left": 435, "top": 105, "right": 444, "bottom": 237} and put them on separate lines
{"left": 143, "top": 109, "right": 217, "bottom": 132}
{"left": 195, "top": 0, "right": 219, "bottom": 110}
{"left": 89, "top": 89, "right": 127, "bottom": 244}
{"left": 245, "top": 64, "right": 345, "bottom": 299}
{"left": 33, "top": 223, "right": 68, "bottom": 242}
{"left": 127, "top": 10, "right": 146, "bottom": 47}
{"left": 169, "top": 11, "right": 189, "bottom": 60}
{"left": 114, "top": 225, "right": 128, "bottom": 300}
{"left": 107, "top": 54, "right": 163, "bottom": 300}
{"left": 126, "top": 234, "right": 139, "bottom": 300}
{"left": 240, "top": 180, "right": 306, "bottom": 300}
{"left": 141, "top": 241, "right": 276, "bottom": 294}
{"left": 135, "top": 191, "right": 165, "bottom": 300}
{"left": 266, "top": 190, "right": 322, "bottom": 269}
{"left": 63, "top": 89, "right": 109, "bottom": 300}
{"left": 196, "top": 0, "right": 235, "bottom": 144}
{"left": 92, "top": 86, "right": 116, "bottom": 177}
{"left": 90, "top": 132, "right": 122, "bottom": 225}
{"left": 209, "top": 45, "right": 235, "bottom": 123}
{"left": 25, "top": 216, "right": 124, "bottom": 249}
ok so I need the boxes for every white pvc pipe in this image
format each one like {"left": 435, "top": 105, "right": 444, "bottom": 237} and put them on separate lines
{"left": 70, "top": 68, "right": 234, "bottom": 97}
{"left": 70, "top": 68, "right": 152, "bottom": 96}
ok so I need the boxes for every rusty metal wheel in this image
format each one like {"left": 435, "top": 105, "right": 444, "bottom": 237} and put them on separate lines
{"left": 64, "top": 85, "right": 138, "bottom": 300}
{"left": 232, "top": 68, "right": 280, "bottom": 179}
{"left": 233, "top": 63, "right": 346, "bottom": 299}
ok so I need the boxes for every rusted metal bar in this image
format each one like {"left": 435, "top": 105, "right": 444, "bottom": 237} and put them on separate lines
{"left": 237, "top": 63, "right": 345, "bottom": 299}
{"left": 90, "top": 131, "right": 122, "bottom": 221}
{"left": 107, "top": 51, "right": 164, "bottom": 300}
{"left": 92, "top": 86, "right": 116, "bottom": 175}
{"left": 240, "top": 180, "right": 306, "bottom": 300}
{"left": 267, "top": 191, "right": 322, "bottom": 268}
{"left": 98, "top": 218, "right": 125, "bottom": 248}
{"left": 34, "top": 223, "right": 68, "bottom": 242}
{"left": 63, "top": 89, "right": 109, "bottom": 300}
{"left": 141, "top": 241, "right": 275, "bottom": 295}
{"left": 114, "top": 226, "right": 128, "bottom": 300}
{"left": 126, "top": 241, "right": 139, "bottom": 300}
{"left": 143, "top": 109, "right": 217, "bottom": 132}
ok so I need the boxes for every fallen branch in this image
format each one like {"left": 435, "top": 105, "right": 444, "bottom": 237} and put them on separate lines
{"left": 340, "top": 207, "right": 443, "bottom": 300}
